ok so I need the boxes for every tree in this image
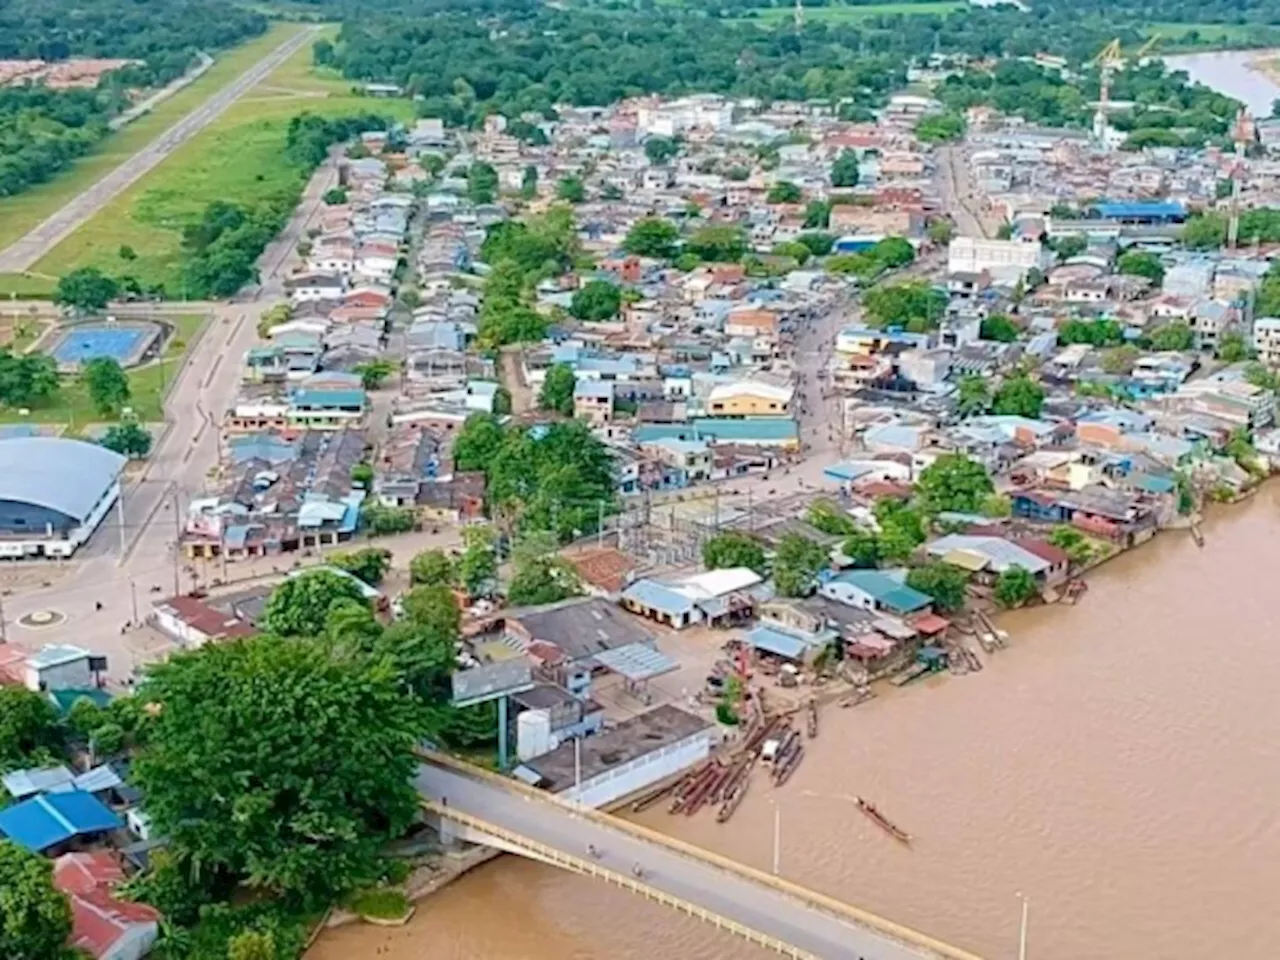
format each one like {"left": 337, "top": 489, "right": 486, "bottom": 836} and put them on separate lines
{"left": 830, "top": 149, "right": 860, "bottom": 188}
{"left": 981, "top": 493, "right": 1012, "bottom": 518}
{"left": 955, "top": 375, "right": 990, "bottom": 417}
{"left": 228, "top": 930, "right": 277, "bottom": 960}
{"left": 410, "top": 549, "right": 455, "bottom": 587}
{"left": 400, "top": 584, "right": 461, "bottom": 643}
{"left": 507, "top": 554, "right": 580, "bottom": 606}
{"left": 1117, "top": 250, "right": 1165, "bottom": 286}
{"left": 467, "top": 162, "right": 498, "bottom": 204}
{"left": 263, "top": 569, "right": 370, "bottom": 637}
{"left": 806, "top": 500, "right": 857, "bottom": 536}
{"left": 915, "top": 111, "right": 965, "bottom": 143}
{"left": 0, "top": 686, "right": 62, "bottom": 770}
{"left": 979, "top": 313, "right": 1019, "bottom": 343}
{"left": 556, "top": 176, "right": 586, "bottom": 203}
{"left": 772, "top": 241, "right": 811, "bottom": 266}
{"left": 1058, "top": 318, "right": 1124, "bottom": 347}
{"left": 83, "top": 356, "right": 130, "bottom": 415}
{"left": 872, "top": 237, "right": 915, "bottom": 269}
{"left": 100, "top": 420, "right": 152, "bottom": 458}
{"left": 1051, "top": 235, "right": 1087, "bottom": 259}
{"left": 994, "top": 565, "right": 1038, "bottom": 608}
{"left": 804, "top": 200, "right": 832, "bottom": 229}
{"left": 362, "top": 502, "right": 416, "bottom": 535}
{"left": 863, "top": 280, "right": 946, "bottom": 329}
{"left": 874, "top": 499, "right": 926, "bottom": 562}
{"left": 797, "top": 232, "right": 834, "bottom": 257}
{"left": 917, "top": 454, "right": 994, "bottom": 514}
{"left": 458, "top": 525, "right": 498, "bottom": 596}
{"left": 351, "top": 462, "right": 373, "bottom": 487}
{"left": 767, "top": 180, "right": 802, "bottom": 204}
{"left": 331, "top": 548, "right": 392, "bottom": 586}
{"left": 622, "top": 217, "right": 679, "bottom": 259}
{"left": 772, "top": 534, "right": 828, "bottom": 597}
{"left": 569, "top": 280, "right": 622, "bottom": 322}
{"left": 643, "top": 136, "right": 678, "bottom": 165}
{"left": 1217, "top": 331, "right": 1250, "bottom": 363}
{"left": 992, "top": 375, "right": 1045, "bottom": 418}
{"left": 926, "top": 219, "right": 954, "bottom": 245}
{"left": 905, "top": 562, "right": 969, "bottom": 612}
{"left": 1100, "top": 345, "right": 1140, "bottom": 375}
{"left": 54, "top": 267, "right": 119, "bottom": 312}
{"left": 841, "top": 528, "right": 881, "bottom": 568}
{"left": 1149, "top": 322, "right": 1195, "bottom": 351}
{"left": 520, "top": 164, "right": 538, "bottom": 199}
{"left": 132, "top": 635, "right": 426, "bottom": 900}
{"left": 702, "top": 531, "right": 766, "bottom": 575}
{"left": 538, "top": 363, "right": 576, "bottom": 415}
{"left": 118, "top": 244, "right": 137, "bottom": 261}
{"left": 0, "top": 350, "right": 58, "bottom": 408}
{"left": 686, "top": 225, "right": 746, "bottom": 262}
{"left": 0, "top": 841, "right": 73, "bottom": 960}
{"left": 355, "top": 359, "right": 396, "bottom": 389}
{"left": 322, "top": 187, "right": 348, "bottom": 205}
{"left": 1048, "top": 525, "right": 1093, "bottom": 565}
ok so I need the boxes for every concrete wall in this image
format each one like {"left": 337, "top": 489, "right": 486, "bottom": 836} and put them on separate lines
{"left": 561, "top": 729, "right": 714, "bottom": 809}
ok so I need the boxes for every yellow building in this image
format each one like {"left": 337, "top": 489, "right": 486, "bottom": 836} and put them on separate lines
{"left": 707, "top": 380, "right": 794, "bottom": 417}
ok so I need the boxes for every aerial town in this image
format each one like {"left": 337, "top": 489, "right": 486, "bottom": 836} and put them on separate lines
{"left": 3, "top": 3, "right": 1280, "bottom": 959}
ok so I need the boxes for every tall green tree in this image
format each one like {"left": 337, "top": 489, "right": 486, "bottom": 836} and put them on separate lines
{"left": 569, "top": 280, "right": 622, "bottom": 322}
{"left": 702, "top": 531, "right": 767, "bottom": 574}
{"left": 905, "top": 562, "right": 969, "bottom": 612}
{"left": 772, "top": 534, "right": 828, "bottom": 597}
{"left": 330, "top": 548, "right": 392, "bottom": 586}
{"left": 994, "top": 566, "right": 1038, "bottom": 608}
{"left": 556, "top": 176, "right": 586, "bottom": 203}
{"left": 458, "top": 525, "right": 498, "bottom": 595}
{"left": 766, "top": 180, "right": 802, "bottom": 204}
{"left": 0, "top": 686, "right": 62, "bottom": 771}
{"left": 83, "top": 356, "right": 130, "bottom": 416}
{"left": 992, "top": 375, "right": 1045, "bottom": 418}
{"left": 132, "top": 635, "right": 427, "bottom": 900}
{"left": 830, "top": 149, "right": 860, "bottom": 188}
{"left": 955, "top": 374, "right": 991, "bottom": 417}
{"left": 622, "top": 217, "right": 679, "bottom": 258}
{"left": 1117, "top": 250, "right": 1165, "bottom": 285}
{"left": 0, "top": 841, "right": 73, "bottom": 960}
{"left": 538, "top": 363, "right": 577, "bottom": 415}
{"left": 262, "top": 569, "right": 370, "bottom": 637}
{"left": 409, "top": 549, "right": 456, "bottom": 587}
{"left": 101, "top": 420, "right": 152, "bottom": 458}
{"left": 916, "top": 454, "right": 994, "bottom": 514}
{"left": 54, "top": 267, "right": 119, "bottom": 312}
{"left": 0, "top": 350, "right": 59, "bottom": 408}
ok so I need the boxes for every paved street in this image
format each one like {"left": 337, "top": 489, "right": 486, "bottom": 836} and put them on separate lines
{"left": 0, "top": 157, "right": 385, "bottom": 680}
{"left": 0, "top": 26, "right": 316, "bottom": 273}
{"left": 417, "top": 762, "right": 965, "bottom": 960}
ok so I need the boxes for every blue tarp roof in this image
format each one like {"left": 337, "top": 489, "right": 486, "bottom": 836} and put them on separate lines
{"left": 0, "top": 791, "right": 122, "bottom": 852}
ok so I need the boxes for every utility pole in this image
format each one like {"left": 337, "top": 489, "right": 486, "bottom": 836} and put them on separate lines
{"left": 171, "top": 486, "right": 181, "bottom": 597}
{"left": 129, "top": 580, "right": 138, "bottom": 625}
{"left": 1017, "top": 893, "right": 1029, "bottom": 960}
{"left": 115, "top": 493, "right": 126, "bottom": 558}
{"left": 772, "top": 803, "right": 781, "bottom": 875}
{"left": 0, "top": 595, "right": 6, "bottom": 643}
{"left": 597, "top": 499, "right": 605, "bottom": 548}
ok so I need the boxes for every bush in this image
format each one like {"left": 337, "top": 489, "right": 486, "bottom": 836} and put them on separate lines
{"left": 714, "top": 702, "right": 740, "bottom": 726}
{"left": 347, "top": 888, "right": 411, "bottom": 920}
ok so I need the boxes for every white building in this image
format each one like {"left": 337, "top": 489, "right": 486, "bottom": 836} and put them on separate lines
{"left": 947, "top": 237, "right": 1047, "bottom": 283}
{"left": 1255, "top": 316, "right": 1280, "bottom": 366}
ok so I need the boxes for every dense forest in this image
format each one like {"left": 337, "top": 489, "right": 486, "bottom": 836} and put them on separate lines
{"left": 322, "top": 10, "right": 909, "bottom": 121}
{"left": 0, "top": 0, "right": 267, "bottom": 86}
{"left": 0, "top": 0, "right": 266, "bottom": 200}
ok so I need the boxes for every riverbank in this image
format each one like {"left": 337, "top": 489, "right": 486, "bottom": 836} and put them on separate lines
{"left": 310, "top": 481, "right": 1280, "bottom": 960}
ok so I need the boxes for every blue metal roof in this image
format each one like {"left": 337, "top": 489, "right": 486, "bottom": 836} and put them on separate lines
{"left": 622, "top": 579, "right": 695, "bottom": 615}
{"left": 1093, "top": 201, "right": 1185, "bottom": 219}
{"left": 745, "top": 625, "right": 812, "bottom": 660}
{"left": 0, "top": 437, "right": 125, "bottom": 522}
{"left": 0, "top": 790, "right": 122, "bottom": 852}
{"left": 829, "top": 570, "right": 931, "bottom": 613}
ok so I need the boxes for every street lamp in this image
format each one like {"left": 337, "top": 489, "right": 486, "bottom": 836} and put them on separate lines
{"left": 1016, "top": 892, "right": 1030, "bottom": 960}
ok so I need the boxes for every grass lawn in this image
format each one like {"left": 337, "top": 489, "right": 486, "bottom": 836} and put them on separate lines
{"left": 0, "top": 313, "right": 206, "bottom": 426}
{"left": 0, "top": 273, "right": 57, "bottom": 299}
{"left": 22, "top": 24, "right": 413, "bottom": 295}
{"left": 0, "top": 24, "right": 306, "bottom": 256}
{"left": 346, "top": 888, "right": 412, "bottom": 921}
{"left": 737, "top": 1, "right": 960, "bottom": 24}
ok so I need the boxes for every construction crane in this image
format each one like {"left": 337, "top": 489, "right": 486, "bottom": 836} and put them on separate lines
{"left": 1090, "top": 35, "right": 1162, "bottom": 148}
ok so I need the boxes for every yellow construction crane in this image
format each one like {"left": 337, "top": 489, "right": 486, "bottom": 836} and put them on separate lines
{"left": 1090, "top": 35, "right": 1160, "bottom": 148}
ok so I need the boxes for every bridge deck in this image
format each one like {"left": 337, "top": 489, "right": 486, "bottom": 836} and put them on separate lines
{"left": 416, "top": 761, "right": 983, "bottom": 960}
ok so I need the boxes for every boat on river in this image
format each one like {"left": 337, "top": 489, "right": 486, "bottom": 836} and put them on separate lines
{"left": 854, "top": 795, "right": 911, "bottom": 844}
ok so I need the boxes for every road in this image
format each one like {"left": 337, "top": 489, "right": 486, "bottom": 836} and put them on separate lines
{"left": 0, "top": 156, "right": 352, "bottom": 678}
{"left": 935, "top": 145, "right": 989, "bottom": 241}
{"left": 417, "top": 762, "right": 976, "bottom": 960}
{"left": 109, "top": 52, "right": 215, "bottom": 132}
{"left": 0, "top": 26, "right": 317, "bottom": 274}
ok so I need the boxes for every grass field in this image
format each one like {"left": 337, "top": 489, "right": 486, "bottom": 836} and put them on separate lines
{"left": 12, "top": 25, "right": 413, "bottom": 296}
{"left": 737, "top": 1, "right": 961, "bottom": 24}
{"left": 0, "top": 314, "right": 206, "bottom": 426}
{"left": 1149, "top": 22, "right": 1267, "bottom": 48}
{"left": 0, "top": 24, "right": 306, "bottom": 257}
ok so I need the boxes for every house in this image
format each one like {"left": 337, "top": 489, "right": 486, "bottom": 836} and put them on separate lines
{"left": 724, "top": 308, "right": 779, "bottom": 340}
{"left": 285, "top": 272, "right": 345, "bottom": 303}
{"left": 151, "top": 595, "right": 255, "bottom": 648}
{"left": 0, "top": 790, "right": 122, "bottom": 853}
{"left": 288, "top": 372, "right": 367, "bottom": 429}
{"left": 621, "top": 567, "right": 765, "bottom": 629}
{"left": 0, "top": 644, "right": 106, "bottom": 693}
{"left": 574, "top": 379, "right": 615, "bottom": 424}
{"left": 818, "top": 570, "right": 932, "bottom": 617}
{"left": 924, "top": 534, "right": 1069, "bottom": 584}
{"left": 55, "top": 851, "right": 161, "bottom": 960}
{"left": 504, "top": 597, "right": 658, "bottom": 690}
{"left": 947, "top": 237, "right": 1047, "bottom": 283}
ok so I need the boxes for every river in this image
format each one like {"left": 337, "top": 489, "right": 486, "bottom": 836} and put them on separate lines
{"left": 310, "top": 485, "right": 1280, "bottom": 960}
{"left": 1164, "top": 48, "right": 1280, "bottom": 117}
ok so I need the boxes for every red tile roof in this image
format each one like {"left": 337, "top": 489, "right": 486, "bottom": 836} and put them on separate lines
{"left": 54, "top": 852, "right": 125, "bottom": 895}
{"left": 54, "top": 852, "right": 160, "bottom": 960}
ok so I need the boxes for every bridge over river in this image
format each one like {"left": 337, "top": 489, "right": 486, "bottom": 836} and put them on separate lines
{"left": 416, "top": 755, "right": 986, "bottom": 960}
